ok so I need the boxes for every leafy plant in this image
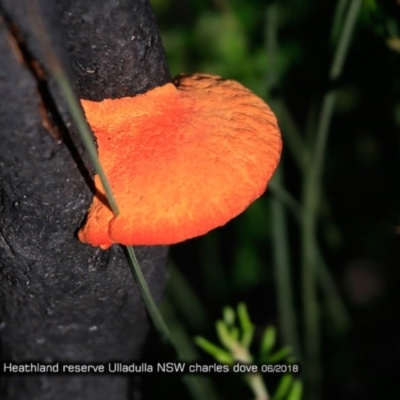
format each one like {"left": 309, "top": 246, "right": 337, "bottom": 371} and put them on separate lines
{"left": 196, "top": 304, "right": 303, "bottom": 400}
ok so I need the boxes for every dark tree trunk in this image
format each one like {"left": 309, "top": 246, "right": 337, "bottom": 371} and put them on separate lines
{"left": 0, "top": 0, "right": 170, "bottom": 399}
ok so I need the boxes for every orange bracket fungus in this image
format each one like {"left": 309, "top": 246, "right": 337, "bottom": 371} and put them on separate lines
{"left": 78, "top": 73, "right": 282, "bottom": 248}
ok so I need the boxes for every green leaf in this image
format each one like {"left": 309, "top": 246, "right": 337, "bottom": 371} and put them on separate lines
{"left": 223, "top": 306, "right": 235, "bottom": 326}
{"left": 216, "top": 320, "right": 235, "bottom": 351}
{"left": 229, "top": 326, "right": 240, "bottom": 342}
{"left": 194, "top": 336, "right": 234, "bottom": 364}
{"left": 272, "top": 374, "right": 294, "bottom": 400}
{"left": 287, "top": 379, "right": 303, "bottom": 400}
{"left": 260, "top": 326, "right": 276, "bottom": 357}
{"left": 237, "top": 303, "right": 254, "bottom": 348}
{"left": 237, "top": 303, "right": 252, "bottom": 330}
{"left": 262, "top": 346, "right": 291, "bottom": 364}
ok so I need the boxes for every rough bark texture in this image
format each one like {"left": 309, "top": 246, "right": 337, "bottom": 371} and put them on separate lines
{"left": 0, "top": 0, "right": 170, "bottom": 399}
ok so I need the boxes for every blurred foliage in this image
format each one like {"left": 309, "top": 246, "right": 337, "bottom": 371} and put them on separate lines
{"left": 196, "top": 304, "right": 302, "bottom": 400}
{"left": 144, "top": 1, "right": 400, "bottom": 399}
{"left": 153, "top": 0, "right": 300, "bottom": 96}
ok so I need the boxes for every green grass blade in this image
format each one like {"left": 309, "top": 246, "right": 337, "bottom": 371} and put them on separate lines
{"left": 125, "top": 246, "right": 174, "bottom": 345}
{"left": 301, "top": 0, "right": 362, "bottom": 397}
{"left": 265, "top": 3, "right": 301, "bottom": 362}
{"left": 28, "top": 0, "right": 176, "bottom": 357}
{"left": 51, "top": 73, "right": 120, "bottom": 215}
{"left": 161, "top": 299, "right": 222, "bottom": 400}
{"left": 27, "top": 1, "right": 120, "bottom": 215}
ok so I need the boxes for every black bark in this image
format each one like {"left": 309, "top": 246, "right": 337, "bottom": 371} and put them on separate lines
{"left": 0, "top": 0, "right": 170, "bottom": 399}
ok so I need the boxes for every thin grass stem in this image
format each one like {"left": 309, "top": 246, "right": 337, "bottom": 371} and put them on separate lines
{"left": 265, "top": 3, "right": 301, "bottom": 361}
{"left": 125, "top": 246, "right": 174, "bottom": 344}
{"left": 316, "top": 250, "right": 351, "bottom": 331}
{"left": 274, "top": 100, "right": 305, "bottom": 172}
{"left": 270, "top": 169, "right": 301, "bottom": 361}
{"left": 330, "top": 0, "right": 351, "bottom": 44}
{"left": 51, "top": 73, "right": 120, "bottom": 215}
{"left": 27, "top": 0, "right": 120, "bottom": 215}
{"left": 268, "top": 180, "right": 302, "bottom": 223}
{"left": 28, "top": 0, "right": 176, "bottom": 356}
{"left": 301, "top": 0, "right": 362, "bottom": 397}
{"left": 161, "top": 299, "right": 221, "bottom": 400}
{"left": 314, "top": 0, "right": 363, "bottom": 180}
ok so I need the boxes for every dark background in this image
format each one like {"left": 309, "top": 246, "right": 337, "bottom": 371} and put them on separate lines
{"left": 143, "top": 1, "right": 400, "bottom": 399}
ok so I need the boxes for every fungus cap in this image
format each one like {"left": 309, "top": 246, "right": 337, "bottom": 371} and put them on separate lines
{"left": 78, "top": 73, "right": 282, "bottom": 248}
